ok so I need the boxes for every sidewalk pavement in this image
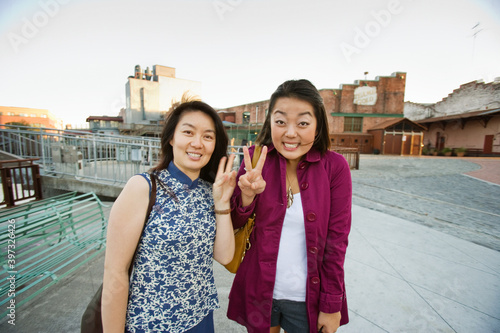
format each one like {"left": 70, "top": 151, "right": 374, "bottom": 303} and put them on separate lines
{"left": 343, "top": 205, "right": 500, "bottom": 333}
{"left": 2, "top": 156, "right": 500, "bottom": 332}
{"left": 2, "top": 203, "right": 499, "bottom": 332}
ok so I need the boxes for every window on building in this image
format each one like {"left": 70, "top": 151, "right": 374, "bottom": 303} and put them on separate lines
{"left": 243, "top": 112, "right": 250, "bottom": 124}
{"left": 30, "top": 114, "right": 36, "bottom": 117}
{"left": 41, "top": 114, "right": 47, "bottom": 118}
{"left": 344, "top": 117, "right": 363, "bottom": 132}
{"left": 19, "top": 113, "right": 28, "bottom": 117}
{"left": 7, "top": 112, "right": 15, "bottom": 116}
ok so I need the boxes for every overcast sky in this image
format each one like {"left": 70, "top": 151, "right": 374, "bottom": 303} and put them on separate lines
{"left": 1, "top": 0, "right": 499, "bottom": 126}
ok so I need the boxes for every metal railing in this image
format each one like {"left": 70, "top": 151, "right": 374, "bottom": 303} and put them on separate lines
{"left": 1, "top": 126, "right": 360, "bottom": 187}
{"left": 0, "top": 125, "right": 245, "bottom": 185}
{"left": 1, "top": 125, "right": 162, "bottom": 185}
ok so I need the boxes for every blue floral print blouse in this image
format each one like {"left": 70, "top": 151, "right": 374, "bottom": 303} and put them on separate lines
{"left": 125, "top": 162, "right": 219, "bottom": 333}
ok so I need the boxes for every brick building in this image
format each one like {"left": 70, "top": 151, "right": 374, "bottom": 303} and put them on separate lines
{"left": 405, "top": 79, "right": 500, "bottom": 155}
{"left": 0, "top": 106, "right": 62, "bottom": 129}
{"left": 217, "top": 100, "right": 269, "bottom": 145}
{"left": 220, "top": 72, "right": 410, "bottom": 153}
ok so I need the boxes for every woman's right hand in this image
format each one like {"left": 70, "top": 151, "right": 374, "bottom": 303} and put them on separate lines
{"left": 238, "top": 146, "right": 267, "bottom": 206}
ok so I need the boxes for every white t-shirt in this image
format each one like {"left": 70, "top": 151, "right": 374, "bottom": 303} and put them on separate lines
{"left": 273, "top": 193, "right": 307, "bottom": 302}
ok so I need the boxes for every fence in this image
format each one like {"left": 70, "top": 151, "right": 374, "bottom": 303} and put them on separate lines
{"left": 1, "top": 126, "right": 360, "bottom": 188}
{"left": 332, "top": 146, "right": 360, "bottom": 170}
{"left": 1, "top": 125, "right": 162, "bottom": 185}
{"left": 0, "top": 158, "right": 43, "bottom": 207}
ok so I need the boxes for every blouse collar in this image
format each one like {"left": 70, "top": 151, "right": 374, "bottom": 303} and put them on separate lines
{"left": 167, "top": 162, "right": 199, "bottom": 189}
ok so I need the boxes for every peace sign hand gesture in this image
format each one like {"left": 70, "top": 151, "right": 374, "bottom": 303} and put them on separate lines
{"left": 238, "top": 146, "right": 268, "bottom": 207}
{"left": 213, "top": 154, "right": 237, "bottom": 210}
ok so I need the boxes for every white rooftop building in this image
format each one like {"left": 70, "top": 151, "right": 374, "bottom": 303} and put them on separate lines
{"left": 123, "top": 64, "right": 202, "bottom": 124}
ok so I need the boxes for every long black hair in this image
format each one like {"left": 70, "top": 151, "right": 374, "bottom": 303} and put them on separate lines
{"left": 256, "top": 79, "right": 331, "bottom": 153}
{"left": 153, "top": 100, "right": 228, "bottom": 183}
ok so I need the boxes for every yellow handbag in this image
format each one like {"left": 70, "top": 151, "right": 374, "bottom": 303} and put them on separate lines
{"left": 224, "top": 145, "right": 262, "bottom": 274}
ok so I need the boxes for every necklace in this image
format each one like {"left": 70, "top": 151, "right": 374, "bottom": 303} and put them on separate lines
{"left": 285, "top": 172, "right": 294, "bottom": 208}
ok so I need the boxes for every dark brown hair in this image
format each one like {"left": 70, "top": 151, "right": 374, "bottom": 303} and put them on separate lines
{"left": 153, "top": 100, "right": 228, "bottom": 183}
{"left": 256, "top": 79, "right": 330, "bottom": 154}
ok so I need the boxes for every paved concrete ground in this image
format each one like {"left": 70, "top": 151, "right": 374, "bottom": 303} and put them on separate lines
{"left": 1, "top": 156, "right": 499, "bottom": 332}
{"left": 351, "top": 156, "right": 500, "bottom": 251}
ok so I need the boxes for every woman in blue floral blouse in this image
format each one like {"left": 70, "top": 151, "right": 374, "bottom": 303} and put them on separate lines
{"left": 101, "top": 99, "right": 236, "bottom": 333}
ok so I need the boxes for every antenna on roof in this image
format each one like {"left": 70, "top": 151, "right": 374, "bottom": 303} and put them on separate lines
{"left": 471, "top": 22, "right": 483, "bottom": 66}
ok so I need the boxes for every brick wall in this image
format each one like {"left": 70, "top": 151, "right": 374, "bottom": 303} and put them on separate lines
{"left": 220, "top": 100, "right": 270, "bottom": 124}
{"left": 331, "top": 72, "right": 406, "bottom": 115}
{"left": 0, "top": 106, "right": 61, "bottom": 129}
{"left": 434, "top": 80, "right": 500, "bottom": 116}
{"left": 221, "top": 72, "right": 407, "bottom": 150}
{"left": 222, "top": 72, "right": 406, "bottom": 129}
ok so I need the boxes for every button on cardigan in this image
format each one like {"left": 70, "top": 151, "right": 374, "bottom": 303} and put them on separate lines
{"left": 227, "top": 145, "right": 352, "bottom": 333}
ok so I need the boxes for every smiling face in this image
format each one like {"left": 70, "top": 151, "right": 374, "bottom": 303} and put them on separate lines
{"left": 270, "top": 97, "right": 317, "bottom": 164}
{"left": 169, "top": 111, "right": 216, "bottom": 180}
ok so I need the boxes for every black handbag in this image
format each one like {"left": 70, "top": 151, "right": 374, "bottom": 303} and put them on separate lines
{"left": 81, "top": 173, "right": 157, "bottom": 333}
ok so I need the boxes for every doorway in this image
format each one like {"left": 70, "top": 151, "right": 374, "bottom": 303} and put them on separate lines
{"left": 484, "top": 135, "right": 494, "bottom": 154}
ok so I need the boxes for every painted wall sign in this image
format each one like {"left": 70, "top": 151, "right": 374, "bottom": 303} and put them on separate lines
{"left": 354, "top": 86, "right": 377, "bottom": 105}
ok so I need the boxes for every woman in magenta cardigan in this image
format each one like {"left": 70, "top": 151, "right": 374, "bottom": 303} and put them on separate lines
{"left": 227, "top": 79, "right": 352, "bottom": 333}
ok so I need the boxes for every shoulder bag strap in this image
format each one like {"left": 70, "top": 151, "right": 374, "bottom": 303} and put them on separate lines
{"left": 127, "top": 172, "right": 157, "bottom": 277}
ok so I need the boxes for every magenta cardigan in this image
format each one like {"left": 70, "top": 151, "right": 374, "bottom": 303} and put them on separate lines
{"left": 227, "top": 145, "right": 352, "bottom": 333}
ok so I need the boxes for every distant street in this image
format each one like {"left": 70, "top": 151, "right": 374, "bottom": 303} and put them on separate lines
{"left": 351, "top": 155, "right": 500, "bottom": 251}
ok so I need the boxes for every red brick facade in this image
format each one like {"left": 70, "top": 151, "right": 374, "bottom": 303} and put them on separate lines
{"left": 220, "top": 72, "right": 407, "bottom": 153}
{"left": 0, "top": 106, "right": 62, "bottom": 129}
